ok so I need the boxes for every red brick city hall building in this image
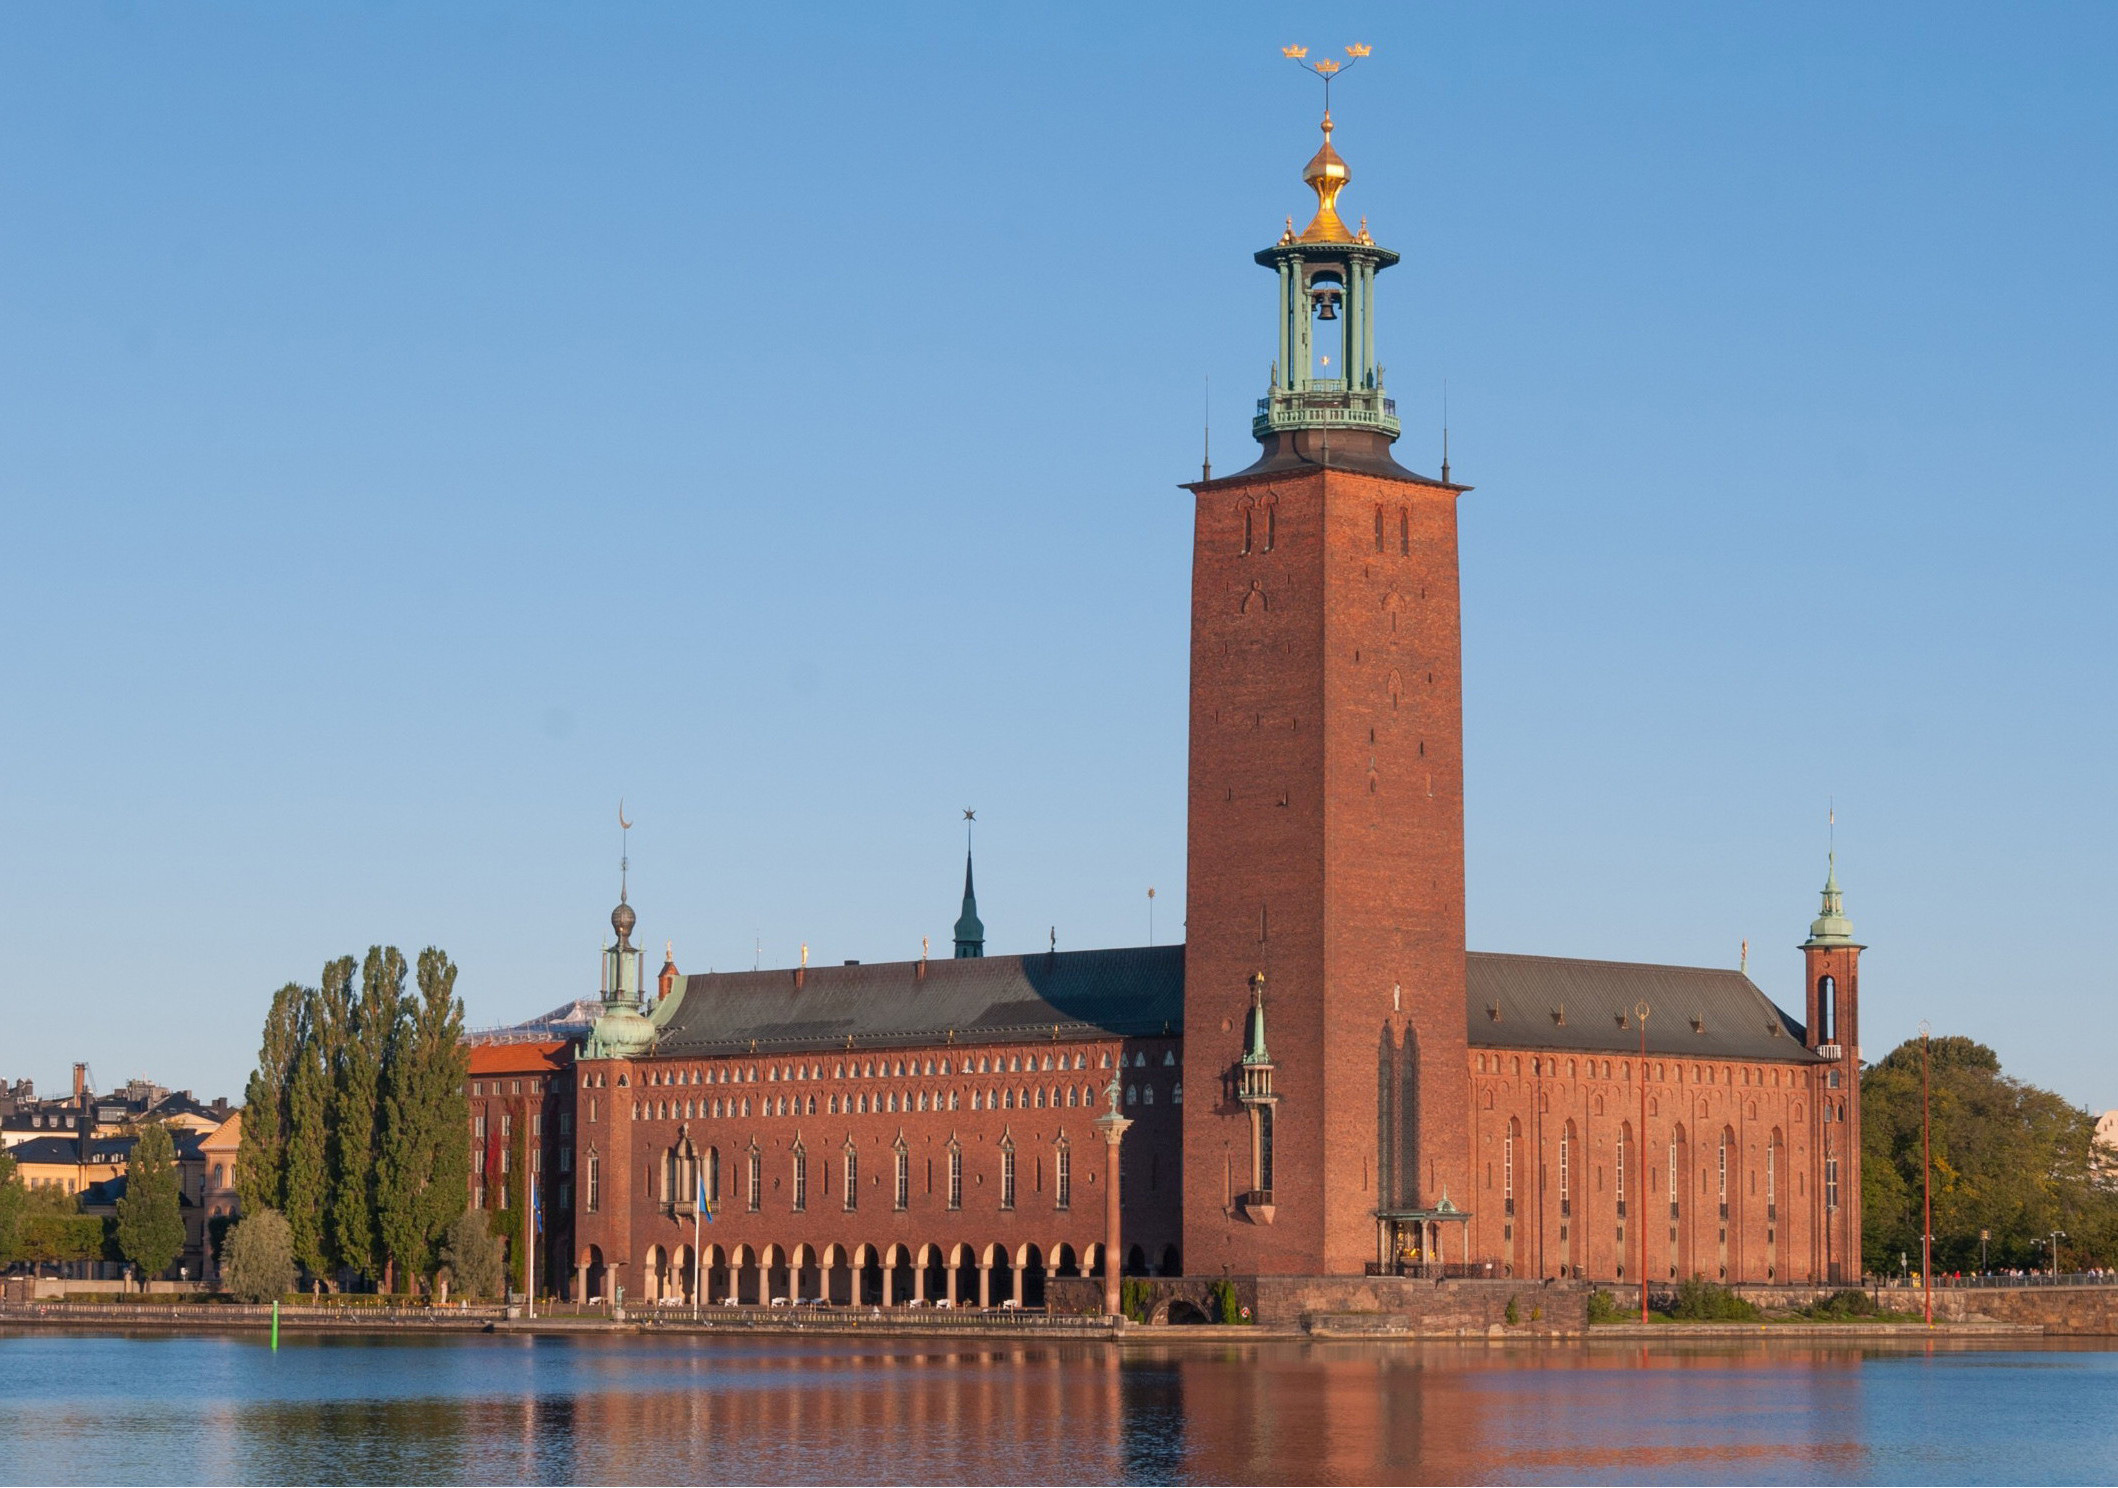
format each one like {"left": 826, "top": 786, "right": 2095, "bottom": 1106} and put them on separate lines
{"left": 477, "top": 108, "right": 1867, "bottom": 1307}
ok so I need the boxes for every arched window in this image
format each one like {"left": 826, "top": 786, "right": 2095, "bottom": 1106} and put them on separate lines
{"left": 947, "top": 1144, "right": 963, "bottom": 1210}
{"left": 792, "top": 1146, "right": 808, "bottom": 1212}
{"left": 1503, "top": 1121, "right": 1518, "bottom": 1217}
{"left": 1055, "top": 1144, "right": 1072, "bottom": 1210}
{"left": 1000, "top": 1143, "right": 1017, "bottom": 1211}
{"left": 1616, "top": 1122, "right": 1629, "bottom": 1218}
{"left": 1817, "top": 975, "right": 1837, "bottom": 1043}
{"left": 746, "top": 1149, "right": 762, "bottom": 1212}
{"left": 1374, "top": 503, "right": 1385, "bottom": 552}
{"left": 1559, "top": 1120, "right": 1574, "bottom": 1217}
{"left": 893, "top": 1145, "right": 910, "bottom": 1211}
{"left": 585, "top": 1149, "right": 601, "bottom": 1212}
{"left": 1718, "top": 1130, "right": 1730, "bottom": 1221}
{"left": 842, "top": 1148, "right": 859, "bottom": 1211}
{"left": 1241, "top": 499, "right": 1254, "bottom": 555}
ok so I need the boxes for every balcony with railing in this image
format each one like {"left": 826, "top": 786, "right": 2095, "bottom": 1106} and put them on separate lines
{"left": 1253, "top": 384, "right": 1400, "bottom": 439}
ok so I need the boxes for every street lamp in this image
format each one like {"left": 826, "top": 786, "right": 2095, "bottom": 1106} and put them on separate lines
{"left": 2047, "top": 1230, "right": 2068, "bottom": 1281}
{"left": 1635, "top": 1000, "right": 1651, "bottom": 1325}
{"left": 1919, "top": 1020, "right": 1933, "bottom": 1326}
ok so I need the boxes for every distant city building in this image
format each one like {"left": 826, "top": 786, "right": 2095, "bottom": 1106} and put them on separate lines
{"left": 1, "top": 1064, "right": 235, "bottom": 1283}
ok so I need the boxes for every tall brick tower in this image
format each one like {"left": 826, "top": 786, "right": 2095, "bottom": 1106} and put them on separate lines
{"left": 1800, "top": 853, "right": 1864, "bottom": 1282}
{"left": 1181, "top": 99, "right": 1472, "bottom": 1278}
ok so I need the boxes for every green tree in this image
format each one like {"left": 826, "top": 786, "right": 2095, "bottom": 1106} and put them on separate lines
{"left": 222, "top": 1209, "right": 296, "bottom": 1302}
{"left": 1862, "top": 1035, "right": 2118, "bottom": 1274}
{"left": 284, "top": 965, "right": 349, "bottom": 1282}
{"left": 20, "top": 1186, "right": 103, "bottom": 1273}
{"left": 238, "top": 982, "right": 305, "bottom": 1217}
{"left": 330, "top": 945, "right": 406, "bottom": 1285}
{"left": 0, "top": 1151, "right": 25, "bottom": 1268}
{"left": 115, "top": 1122, "right": 186, "bottom": 1284}
{"left": 440, "top": 1205, "right": 505, "bottom": 1301}
{"left": 376, "top": 948, "right": 470, "bottom": 1291}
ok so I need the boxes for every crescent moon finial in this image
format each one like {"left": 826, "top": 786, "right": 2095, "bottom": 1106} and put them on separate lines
{"left": 618, "top": 798, "right": 633, "bottom": 831}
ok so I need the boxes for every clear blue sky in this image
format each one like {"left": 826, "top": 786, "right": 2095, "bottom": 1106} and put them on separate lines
{"left": 2, "top": 3, "right": 2112, "bottom": 1114}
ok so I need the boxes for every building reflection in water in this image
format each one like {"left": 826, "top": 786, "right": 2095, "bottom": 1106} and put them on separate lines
{"left": 257, "top": 1338, "right": 1870, "bottom": 1484}
{"left": 20, "top": 1330, "right": 2036, "bottom": 1486}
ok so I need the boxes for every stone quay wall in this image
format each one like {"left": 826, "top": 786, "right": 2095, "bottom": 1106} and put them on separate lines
{"left": 1050, "top": 1274, "right": 1587, "bottom": 1335}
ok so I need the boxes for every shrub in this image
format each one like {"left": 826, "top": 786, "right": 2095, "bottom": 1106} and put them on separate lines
{"left": 1119, "top": 1278, "right": 1153, "bottom": 1324}
{"left": 1585, "top": 1289, "right": 1625, "bottom": 1324}
{"left": 1206, "top": 1279, "right": 1246, "bottom": 1325}
{"left": 441, "top": 1208, "right": 506, "bottom": 1301}
{"left": 1503, "top": 1296, "right": 1520, "bottom": 1326}
{"left": 222, "top": 1210, "right": 297, "bottom": 1303}
{"left": 1802, "top": 1289, "right": 1880, "bottom": 1321}
{"left": 1667, "top": 1278, "right": 1761, "bottom": 1322}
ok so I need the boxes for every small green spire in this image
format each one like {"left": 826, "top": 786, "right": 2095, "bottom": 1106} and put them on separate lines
{"left": 1242, "top": 971, "right": 1272, "bottom": 1065}
{"left": 1804, "top": 851, "right": 1855, "bottom": 947}
{"left": 952, "top": 847, "right": 985, "bottom": 958}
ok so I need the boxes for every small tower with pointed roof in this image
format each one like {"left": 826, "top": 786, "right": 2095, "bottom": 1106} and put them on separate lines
{"left": 1800, "top": 847, "right": 1865, "bottom": 1282}
{"left": 953, "top": 850, "right": 985, "bottom": 958}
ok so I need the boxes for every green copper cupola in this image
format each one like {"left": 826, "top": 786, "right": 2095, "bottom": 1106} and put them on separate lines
{"left": 585, "top": 825, "right": 656, "bottom": 1059}
{"left": 1803, "top": 853, "right": 1857, "bottom": 948}
{"left": 1253, "top": 111, "right": 1401, "bottom": 448}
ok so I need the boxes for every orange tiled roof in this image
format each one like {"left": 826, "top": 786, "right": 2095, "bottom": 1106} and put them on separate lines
{"left": 468, "top": 1041, "right": 570, "bottom": 1076}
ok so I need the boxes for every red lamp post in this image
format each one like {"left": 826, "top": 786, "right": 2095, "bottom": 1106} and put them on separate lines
{"left": 1636, "top": 1000, "right": 1651, "bottom": 1325}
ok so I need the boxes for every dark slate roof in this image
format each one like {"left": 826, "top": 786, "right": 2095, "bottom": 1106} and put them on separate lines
{"left": 1466, "top": 951, "right": 1817, "bottom": 1062}
{"left": 6, "top": 1134, "right": 129, "bottom": 1165}
{"left": 658, "top": 946, "right": 1184, "bottom": 1057}
{"left": 78, "top": 1175, "right": 200, "bottom": 1210}
{"left": 6, "top": 1131, "right": 201, "bottom": 1166}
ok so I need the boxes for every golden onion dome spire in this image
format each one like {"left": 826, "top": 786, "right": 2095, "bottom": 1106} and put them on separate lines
{"left": 1299, "top": 112, "right": 1354, "bottom": 243}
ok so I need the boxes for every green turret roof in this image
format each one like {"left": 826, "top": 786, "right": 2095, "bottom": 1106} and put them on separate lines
{"left": 1804, "top": 853, "right": 1856, "bottom": 947}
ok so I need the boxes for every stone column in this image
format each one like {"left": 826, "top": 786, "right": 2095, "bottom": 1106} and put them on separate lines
{"left": 1095, "top": 1098, "right": 1134, "bottom": 1317}
{"left": 754, "top": 1258, "right": 768, "bottom": 1307}
{"left": 882, "top": 1259, "right": 895, "bottom": 1307}
{"left": 1011, "top": 1262, "right": 1024, "bottom": 1307}
{"left": 913, "top": 1256, "right": 927, "bottom": 1304}
{"left": 945, "top": 1261, "right": 958, "bottom": 1307}
{"left": 977, "top": 1262, "right": 991, "bottom": 1309}
{"left": 574, "top": 1260, "right": 587, "bottom": 1303}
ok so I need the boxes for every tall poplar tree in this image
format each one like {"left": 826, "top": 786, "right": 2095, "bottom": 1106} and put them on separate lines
{"left": 237, "top": 982, "right": 304, "bottom": 1217}
{"left": 376, "top": 948, "right": 470, "bottom": 1291}
{"left": 115, "top": 1122, "right": 185, "bottom": 1284}
{"left": 284, "top": 960, "right": 351, "bottom": 1281}
{"left": 330, "top": 945, "right": 405, "bottom": 1284}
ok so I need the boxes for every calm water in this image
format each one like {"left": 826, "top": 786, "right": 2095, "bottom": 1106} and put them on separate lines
{"left": 1, "top": 1330, "right": 2113, "bottom": 1485}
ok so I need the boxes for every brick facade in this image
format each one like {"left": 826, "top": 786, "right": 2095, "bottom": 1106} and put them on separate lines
{"left": 567, "top": 1035, "right": 1181, "bottom": 1306}
{"left": 1181, "top": 461, "right": 1471, "bottom": 1278}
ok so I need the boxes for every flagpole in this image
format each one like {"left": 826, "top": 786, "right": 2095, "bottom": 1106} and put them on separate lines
{"left": 527, "top": 1178, "right": 537, "bottom": 1320}
{"left": 693, "top": 1170, "right": 702, "bottom": 1321}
